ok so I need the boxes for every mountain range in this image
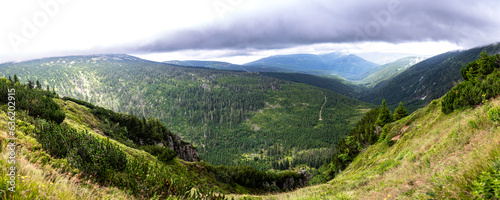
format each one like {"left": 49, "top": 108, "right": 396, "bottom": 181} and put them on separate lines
{"left": 1, "top": 42, "right": 500, "bottom": 199}
{"left": 167, "top": 53, "right": 381, "bottom": 80}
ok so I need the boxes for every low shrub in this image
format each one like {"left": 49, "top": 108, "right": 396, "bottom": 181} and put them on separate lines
{"left": 487, "top": 106, "right": 500, "bottom": 124}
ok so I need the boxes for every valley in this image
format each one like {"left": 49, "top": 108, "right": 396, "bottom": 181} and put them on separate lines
{"left": 0, "top": 54, "right": 373, "bottom": 170}
{"left": 1, "top": 43, "right": 500, "bottom": 199}
{"left": 2, "top": 1, "right": 500, "bottom": 199}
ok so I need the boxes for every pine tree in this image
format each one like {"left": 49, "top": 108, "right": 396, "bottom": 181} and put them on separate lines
{"left": 36, "top": 80, "right": 42, "bottom": 89}
{"left": 8, "top": 76, "right": 12, "bottom": 82}
{"left": 376, "top": 99, "right": 393, "bottom": 127}
{"left": 13, "top": 74, "right": 18, "bottom": 83}
{"left": 394, "top": 102, "right": 408, "bottom": 120}
{"left": 28, "top": 80, "right": 34, "bottom": 89}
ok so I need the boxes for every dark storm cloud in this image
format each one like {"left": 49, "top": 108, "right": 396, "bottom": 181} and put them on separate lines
{"left": 134, "top": 0, "right": 500, "bottom": 53}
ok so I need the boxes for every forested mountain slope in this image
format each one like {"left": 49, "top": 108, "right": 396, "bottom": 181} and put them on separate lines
{"left": 357, "top": 56, "right": 426, "bottom": 88}
{"left": 0, "top": 55, "right": 373, "bottom": 170}
{"left": 165, "top": 60, "right": 248, "bottom": 71}
{"left": 235, "top": 54, "right": 500, "bottom": 199}
{"left": 0, "top": 78, "right": 309, "bottom": 199}
{"left": 237, "top": 96, "right": 500, "bottom": 199}
{"left": 367, "top": 43, "right": 500, "bottom": 111}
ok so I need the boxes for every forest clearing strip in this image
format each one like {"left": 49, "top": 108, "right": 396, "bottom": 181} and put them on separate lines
{"left": 319, "top": 91, "right": 326, "bottom": 121}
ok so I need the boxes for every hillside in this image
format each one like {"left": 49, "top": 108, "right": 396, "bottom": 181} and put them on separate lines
{"left": 367, "top": 43, "right": 500, "bottom": 111}
{"left": 165, "top": 60, "right": 248, "bottom": 71}
{"left": 357, "top": 56, "right": 426, "bottom": 88}
{"left": 0, "top": 78, "right": 310, "bottom": 199}
{"left": 233, "top": 53, "right": 500, "bottom": 199}
{"left": 234, "top": 89, "right": 500, "bottom": 200}
{"left": 259, "top": 72, "right": 365, "bottom": 99}
{"left": 0, "top": 55, "right": 373, "bottom": 170}
{"left": 164, "top": 61, "right": 364, "bottom": 99}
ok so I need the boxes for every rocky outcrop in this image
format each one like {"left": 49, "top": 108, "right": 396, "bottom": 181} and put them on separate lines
{"left": 164, "top": 134, "right": 200, "bottom": 162}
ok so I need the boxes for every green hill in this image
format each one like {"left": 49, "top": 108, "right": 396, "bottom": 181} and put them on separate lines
{"left": 2, "top": 51, "right": 500, "bottom": 200}
{"left": 165, "top": 60, "right": 248, "bottom": 71}
{"left": 357, "top": 56, "right": 426, "bottom": 88}
{"left": 0, "top": 55, "right": 373, "bottom": 170}
{"left": 0, "top": 78, "right": 309, "bottom": 199}
{"left": 234, "top": 54, "right": 500, "bottom": 199}
{"left": 367, "top": 43, "right": 500, "bottom": 112}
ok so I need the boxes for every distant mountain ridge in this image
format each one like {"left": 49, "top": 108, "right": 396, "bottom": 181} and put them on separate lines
{"left": 164, "top": 52, "right": 379, "bottom": 80}
{"left": 243, "top": 53, "right": 379, "bottom": 80}
{"left": 165, "top": 60, "right": 248, "bottom": 71}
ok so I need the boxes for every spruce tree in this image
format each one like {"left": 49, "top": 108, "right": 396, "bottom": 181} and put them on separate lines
{"left": 36, "top": 80, "right": 42, "bottom": 89}
{"left": 394, "top": 102, "right": 408, "bottom": 120}
{"left": 13, "top": 74, "right": 18, "bottom": 83}
{"left": 376, "top": 99, "right": 393, "bottom": 127}
{"left": 28, "top": 80, "right": 34, "bottom": 89}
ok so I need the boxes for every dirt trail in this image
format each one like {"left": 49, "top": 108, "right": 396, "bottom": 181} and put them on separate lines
{"left": 319, "top": 91, "right": 327, "bottom": 121}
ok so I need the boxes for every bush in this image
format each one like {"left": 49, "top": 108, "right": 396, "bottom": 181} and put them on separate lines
{"left": 203, "top": 163, "right": 306, "bottom": 191}
{"left": 442, "top": 53, "right": 500, "bottom": 114}
{"left": 140, "top": 145, "right": 177, "bottom": 163}
{"left": 488, "top": 106, "right": 500, "bottom": 124}
{"left": 0, "top": 78, "right": 65, "bottom": 123}
{"left": 34, "top": 120, "right": 127, "bottom": 183}
{"left": 471, "top": 160, "right": 500, "bottom": 199}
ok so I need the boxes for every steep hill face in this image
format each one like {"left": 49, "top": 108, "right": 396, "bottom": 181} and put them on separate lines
{"left": 367, "top": 43, "right": 500, "bottom": 111}
{"left": 0, "top": 54, "right": 373, "bottom": 169}
{"left": 236, "top": 96, "right": 500, "bottom": 199}
{"left": 358, "top": 56, "right": 426, "bottom": 88}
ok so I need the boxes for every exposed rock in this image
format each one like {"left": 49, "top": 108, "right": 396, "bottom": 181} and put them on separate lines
{"left": 374, "top": 126, "right": 383, "bottom": 135}
{"left": 164, "top": 134, "right": 200, "bottom": 162}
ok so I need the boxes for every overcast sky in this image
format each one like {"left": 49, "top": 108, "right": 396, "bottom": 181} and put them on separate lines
{"left": 1, "top": 0, "right": 499, "bottom": 64}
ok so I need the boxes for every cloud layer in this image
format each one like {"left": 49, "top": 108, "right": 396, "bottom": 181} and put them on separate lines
{"left": 1, "top": 0, "right": 499, "bottom": 63}
{"left": 133, "top": 0, "right": 500, "bottom": 53}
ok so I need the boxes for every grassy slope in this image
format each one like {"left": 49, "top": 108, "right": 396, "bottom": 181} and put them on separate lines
{"left": 233, "top": 97, "right": 500, "bottom": 199}
{"left": 0, "top": 104, "right": 135, "bottom": 199}
{"left": 0, "top": 98, "right": 229, "bottom": 199}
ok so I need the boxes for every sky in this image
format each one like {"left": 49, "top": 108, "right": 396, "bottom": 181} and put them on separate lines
{"left": 1, "top": 0, "right": 500, "bottom": 64}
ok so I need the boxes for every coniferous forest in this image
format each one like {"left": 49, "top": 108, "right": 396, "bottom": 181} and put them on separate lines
{"left": 0, "top": 55, "right": 372, "bottom": 171}
{"left": 0, "top": 50, "right": 500, "bottom": 199}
